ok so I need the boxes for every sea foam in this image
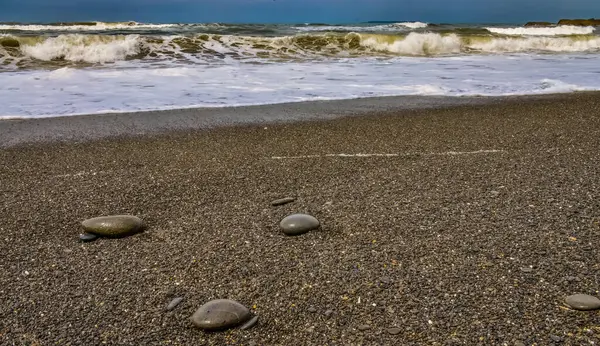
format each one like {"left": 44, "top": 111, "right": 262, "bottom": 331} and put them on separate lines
{"left": 1, "top": 54, "right": 599, "bottom": 118}
{"left": 487, "top": 25, "right": 595, "bottom": 36}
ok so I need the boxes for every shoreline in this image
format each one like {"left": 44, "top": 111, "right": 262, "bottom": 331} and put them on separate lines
{"left": 2, "top": 91, "right": 600, "bottom": 148}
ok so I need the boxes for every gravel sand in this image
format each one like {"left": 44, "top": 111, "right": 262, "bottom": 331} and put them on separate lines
{"left": 1, "top": 93, "right": 600, "bottom": 345}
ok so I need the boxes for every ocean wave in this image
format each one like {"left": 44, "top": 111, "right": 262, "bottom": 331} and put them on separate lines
{"left": 486, "top": 25, "right": 595, "bottom": 36}
{"left": 361, "top": 33, "right": 462, "bottom": 55}
{"left": 0, "top": 21, "right": 181, "bottom": 31}
{"left": 294, "top": 22, "right": 427, "bottom": 32}
{"left": 2, "top": 32, "right": 600, "bottom": 68}
{"left": 20, "top": 34, "right": 142, "bottom": 63}
{"left": 393, "top": 22, "right": 429, "bottom": 29}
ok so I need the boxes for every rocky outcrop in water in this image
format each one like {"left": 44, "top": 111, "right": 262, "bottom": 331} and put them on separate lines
{"left": 557, "top": 18, "right": 600, "bottom": 26}
{"left": 524, "top": 22, "right": 553, "bottom": 27}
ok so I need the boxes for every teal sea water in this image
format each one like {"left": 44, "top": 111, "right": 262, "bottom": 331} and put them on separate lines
{"left": 1, "top": 21, "right": 600, "bottom": 118}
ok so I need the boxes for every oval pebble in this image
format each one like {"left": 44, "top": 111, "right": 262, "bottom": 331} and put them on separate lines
{"left": 240, "top": 315, "right": 259, "bottom": 330}
{"left": 388, "top": 327, "right": 401, "bottom": 335}
{"left": 565, "top": 294, "right": 600, "bottom": 311}
{"left": 166, "top": 297, "right": 184, "bottom": 311}
{"left": 271, "top": 197, "right": 295, "bottom": 206}
{"left": 191, "top": 299, "right": 253, "bottom": 331}
{"left": 79, "top": 232, "right": 98, "bottom": 242}
{"left": 82, "top": 215, "right": 146, "bottom": 238}
{"left": 280, "top": 213, "right": 320, "bottom": 236}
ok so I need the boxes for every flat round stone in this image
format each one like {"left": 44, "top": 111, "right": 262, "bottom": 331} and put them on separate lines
{"left": 79, "top": 232, "right": 98, "bottom": 242}
{"left": 565, "top": 294, "right": 600, "bottom": 311}
{"left": 280, "top": 214, "right": 320, "bottom": 236}
{"left": 81, "top": 215, "right": 146, "bottom": 238}
{"left": 271, "top": 197, "right": 295, "bottom": 206}
{"left": 191, "top": 299, "right": 253, "bottom": 331}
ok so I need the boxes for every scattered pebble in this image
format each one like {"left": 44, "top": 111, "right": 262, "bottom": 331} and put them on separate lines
{"left": 520, "top": 267, "right": 533, "bottom": 273}
{"left": 387, "top": 327, "right": 401, "bottom": 335}
{"left": 379, "top": 276, "right": 392, "bottom": 285}
{"left": 324, "top": 309, "right": 334, "bottom": 318}
{"left": 307, "top": 306, "right": 317, "bottom": 313}
{"left": 280, "top": 213, "right": 320, "bottom": 236}
{"left": 191, "top": 299, "right": 253, "bottom": 331}
{"left": 358, "top": 324, "right": 371, "bottom": 331}
{"left": 240, "top": 315, "right": 259, "bottom": 330}
{"left": 565, "top": 294, "right": 600, "bottom": 311}
{"left": 271, "top": 197, "right": 295, "bottom": 206}
{"left": 166, "top": 297, "right": 183, "bottom": 311}
{"left": 81, "top": 215, "right": 146, "bottom": 238}
{"left": 79, "top": 232, "right": 98, "bottom": 242}
{"left": 550, "top": 335, "right": 563, "bottom": 343}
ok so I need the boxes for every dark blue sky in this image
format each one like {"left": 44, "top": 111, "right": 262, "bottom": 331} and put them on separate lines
{"left": 2, "top": 0, "right": 599, "bottom": 24}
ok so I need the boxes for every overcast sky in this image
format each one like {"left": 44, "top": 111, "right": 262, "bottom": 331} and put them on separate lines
{"left": 2, "top": 0, "right": 599, "bottom": 24}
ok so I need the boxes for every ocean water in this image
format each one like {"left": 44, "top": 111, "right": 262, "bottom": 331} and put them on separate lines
{"left": 1, "top": 21, "right": 600, "bottom": 118}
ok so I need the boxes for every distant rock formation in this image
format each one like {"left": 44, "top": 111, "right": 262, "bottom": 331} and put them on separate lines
{"left": 524, "top": 22, "right": 553, "bottom": 27}
{"left": 524, "top": 22, "right": 554, "bottom": 27}
{"left": 557, "top": 18, "right": 600, "bottom": 26}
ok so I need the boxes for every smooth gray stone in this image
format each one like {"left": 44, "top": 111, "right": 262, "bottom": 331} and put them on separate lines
{"left": 166, "top": 297, "right": 183, "bottom": 311}
{"left": 271, "top": 197, "right": 295, "bottom": 206}
{"left": 81, "top": 215, "right": 146, "bottom": 238}
{"left": 358, "top": 324, "right": 371, "bottom": 331}
{"left": 79, "top": 232, "right": 98, "bottom": 242}
{"left": 240, "top": 315, "right": 259, "bottom": 330}
{"left": 280, "top": 214, "right": 320, "bottom": 236}
{"left": 307, "top": 306, "right": 317, "bottom": 313}
{"left": 387, "top": 327, "right": 402, "bottom": 335}
{"left": 191, "top": 299, "right": 253, "bottom": 331}
{"left": 565, "top": 294, "right": 600, "bottom": 311}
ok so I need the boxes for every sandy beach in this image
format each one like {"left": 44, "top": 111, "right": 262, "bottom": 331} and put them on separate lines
{"left": 1, "top": 93, "right": 600, "bottom": 345}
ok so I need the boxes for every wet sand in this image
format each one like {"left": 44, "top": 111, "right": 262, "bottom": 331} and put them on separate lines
{"left": 1, "top": 93, "right": 600, "bottom": 345}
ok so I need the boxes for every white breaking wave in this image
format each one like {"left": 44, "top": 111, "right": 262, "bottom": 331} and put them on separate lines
{"left": 294, "top": 23, "right": 426, "bottom": 32}
{"left": 487, "top": 25, "right": 595, "bottom": 36}
{"left": 361, "top": 32, "right": 600, "bottom": 55}
{"left": 0, "top": 22, "right": 180, "bottom": 31}
{"left": 394, "top": 22, "right": 429, "bottom": 29}
{"left": 20, "top": 34, "right": 142, "bottom": 63}
{"left": 469, "top": 36, "right": 600, "bottom": 52}
{"left": 5, "top": 32, "right": 600, "bottom": 66}
{"left": 361, "top": 33, "right": 463, "bottom": 55}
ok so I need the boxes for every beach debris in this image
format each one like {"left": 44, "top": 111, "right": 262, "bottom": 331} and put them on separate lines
{"left": 271, "top": 197, "right": 295, "bottom": 206}
{"left": 166, "top": 297, "right": 184, "bottom": 311}
{"left": 79, "top": 232, "right": 98, "bottom": 242}
{"left": 81, "top": 215, "right": 146, "bottom": 238}
{"left": 565, "top": 294, "right": 600, "bottom": 311}
{"left": 191, "top": 299, "right": 254, "bottom": 331}
{"left": 280, "top": 213, "right": 320, "bottom": 236}
{"left": 387, "top": 327, "right": 402, "bottom": 335}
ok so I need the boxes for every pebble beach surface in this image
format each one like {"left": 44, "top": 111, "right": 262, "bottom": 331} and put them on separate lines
{"left": 1, "top": 93, "right": 600, "bottom": 345}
